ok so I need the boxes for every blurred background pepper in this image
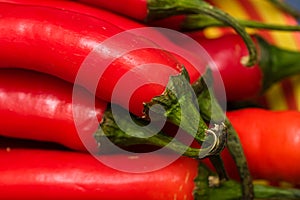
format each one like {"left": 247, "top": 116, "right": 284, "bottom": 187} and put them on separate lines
{"left": 205, "top": 0, "right": 300, "bottom": 111}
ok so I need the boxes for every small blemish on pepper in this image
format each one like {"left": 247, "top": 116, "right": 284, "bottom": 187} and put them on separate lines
{"left": 128, "top": 155, "right": 139, "bottom": 159}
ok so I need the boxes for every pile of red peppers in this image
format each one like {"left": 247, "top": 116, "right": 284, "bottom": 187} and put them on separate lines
{"left": 1, "top": 0, "right": 300, "bottom": 199}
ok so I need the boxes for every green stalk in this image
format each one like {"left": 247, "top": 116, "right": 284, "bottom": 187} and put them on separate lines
{"left": 195, "top": 163, "right": 300, "bottom": 200}
{"left": 255, "top": 34, "right": 300, "bottom": 92}
{"left": 267, "top": 0, "right": 300, "bottom": 19}
{"left": 147, "top": 0, "right": 257, "bottom": 66}
{"left": 144, "top": 68, "right": 208, "bottom": 144}
{"left": 193, "top": 69, "right": 254, "bottom": 199}
{"left": 94, "top": 104, "right": 227, "bottom": 159}
{"left": 181, "top": 14, "right": 300, "bottom": 31}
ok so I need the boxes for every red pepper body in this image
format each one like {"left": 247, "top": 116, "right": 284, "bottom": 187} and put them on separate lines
{"left": 1, "top": 0, "right": 145, "bottom": 30}
{"left": 0, "top": 2, "right": 184, "bottom": 116}
{"left": 0, "top": 148, "right": 198, "bottom": 200}
{"left": 2, "top": 0, "right": 203, "bottom": 83}
{"left": 224, "top": 108, "right": 300, "bottom": 184}
{"left": 187, "top": 32, "right": 263, "bottom": 101}
{"left": 0, "top": 69, "right": 106, "bottom": 152}
{"left": 78, "top": 0, "right": 148, "bottom": 21}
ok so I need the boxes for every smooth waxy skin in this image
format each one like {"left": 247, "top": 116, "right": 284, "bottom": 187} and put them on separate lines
{"left": 0, "top": 2, "right": 183, "bottom": 116}
{"left": 0, "top": 69, "right": 106, "bottom": 152}
{"left": 225, "top": 108, "right": 300, "bottom": 184}
{"left": 0, "top": 148, "right": 198, "bottom": 200}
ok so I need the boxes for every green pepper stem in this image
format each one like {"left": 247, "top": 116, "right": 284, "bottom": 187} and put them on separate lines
{"left": 181, "top": 14, "right": 300, "bottom": 31}
{"left": 255, "top": 35, "right": 300, "bottom": 92}
{"left": 95, "top": 67, "right": 227, "bottom": 159}
{"left": 95, "top": 105, "right": 226, "bottom": 159}
{"left": 95, "top": 105, "right": 197, "bottom": 158}
{"left": 194, "top": 69, "right": 254, "bottom": 199}
{"left": 195, "top": 163, "right": 300, "bottom": 200}
{"left": 268, "top": 0, "right": 300, "bottom": 19}
{"left": 144, "top": 68, "right": 208, "bottom": 144}
{"left": 144, "top": 68, "right": 226, "bottom": 158}
{"left": 147, "top": 0, "right": 257, "bottom": 66}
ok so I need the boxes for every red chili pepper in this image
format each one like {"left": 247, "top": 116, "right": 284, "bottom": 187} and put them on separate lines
{"left": 0, "top": 69, "right": 106, "bottom": 152}
{"left": 1, "top": 0, "right": 145, "bottom": 30}
{"left": 1, "top": 0, "right": 203, "bottom": 84}
{"left": 0, "top": 69, "right": 215, "bottom": 158}
{"left": 0, "top": 2, "right": 184, "bottom": 117}
{"left": 1, "top": 147, "right": 300, "bottom": 199}
{"left": 221, "top": 108, "right": 300, "bottom": 185}
{"left": 187, "top": 32, "right": 300, "bottom": 103}
{"left": 0, "top": 148, "right": 199, "bottom": 200}
{"left": 1, "top": 0, "right": 206, "bottom": 84}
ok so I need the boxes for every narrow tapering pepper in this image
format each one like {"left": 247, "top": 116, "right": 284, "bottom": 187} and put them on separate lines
{"left": 0, "top": 69, "right": 105, "bottom": 152}
{"left": 187, "top": 32, "right": 300, "bottom": 104}
{"left": 1, "top": 148, "right": 300, "bottom": 200}
{"left": 225, "top": 108, "right": 300, "bottom": 185}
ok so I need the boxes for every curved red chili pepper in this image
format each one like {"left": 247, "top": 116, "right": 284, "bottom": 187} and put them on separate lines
{"left": 188, "top": 32, "right": 262, "bottom": 102}
{"left": 222, "top": 108, "right": 300, "bottom": 185}
{"left": 0, "top": 148, "right": 198, "bottom": 200}
{"left": 0, "top": 69, "right": 212, "bottom": 159}
{"left": 0, "top": 2, "right": 184, "bottom": 117}
{"left": 1, "top": 147, "right": 300, "bottom": 199}
{"left": 0, "top": 69, "right": 106, "bottom": 152}
{"left": 187, "top": 32, "right": 300, "bottom": 103}
{"left": 0, "top": 0, "right": 145, "bottom": 30}
{"left": 0, "top": 0, "right": 204, "bottom": 84}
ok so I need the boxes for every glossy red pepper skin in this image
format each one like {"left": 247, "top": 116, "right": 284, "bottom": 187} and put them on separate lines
{"left": 0, "top": 2, "right": 184, "bottom": 117}
{"left": 0, "top": 148, "right": 198, "bottom": 200}
{"left": 187, "top": 32, "right": 263, "bottom": 102}
{"left": 1, "top": 0, "right": 145, "bottom": 30}
{"left": 223, "top": 108, "right": 300, "bottom": 184}
{"left": 188, "top": 32, "right": 300, "bottom": 104}
{"left": 0, "top": 69, "right": 106, "bottom": 152}
{"left": 1, "top": 0, "right": 203, "bottom": 82}
{"left": 77, "top": 0, "right": 148, "bottom": 21}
